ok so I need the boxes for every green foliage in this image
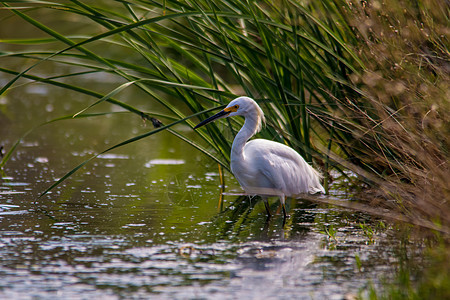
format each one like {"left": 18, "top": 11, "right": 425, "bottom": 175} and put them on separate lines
{"left": 359, "top": 222, "right": 375, "bottom": 243}
{"left": 321, "top": 224, "right": 338, "bottom": 242}
{"left": 355, "top": 253, "right": 362, "bottom": 272}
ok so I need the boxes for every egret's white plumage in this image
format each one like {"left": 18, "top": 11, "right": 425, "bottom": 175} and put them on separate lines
{"left": 195, "top": 96, "right": 324, "bottom": 218}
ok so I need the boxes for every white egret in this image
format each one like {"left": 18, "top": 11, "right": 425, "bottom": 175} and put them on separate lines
{"left": 194, "top": 97, "right": 324, "bottom": 219}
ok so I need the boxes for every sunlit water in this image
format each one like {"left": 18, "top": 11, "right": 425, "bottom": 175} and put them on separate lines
{"left": 0, "top": 43, "right": 418, "bottom": 298}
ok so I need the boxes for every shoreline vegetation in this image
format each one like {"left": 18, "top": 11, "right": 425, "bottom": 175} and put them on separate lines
{"left": 0, "top": 0, "right": 448, "bottom": 298}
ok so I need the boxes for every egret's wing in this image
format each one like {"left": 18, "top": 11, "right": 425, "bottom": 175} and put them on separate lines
{"left": 259, "top": 151, "right": 310, "bottom": 195}
{"left": 246, "top": 139, "right": 324, "bottom": 195}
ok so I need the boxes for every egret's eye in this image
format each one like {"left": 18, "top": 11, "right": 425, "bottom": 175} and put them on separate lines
{"left": 234, "top": 105, "right": 239, "bottom": 109}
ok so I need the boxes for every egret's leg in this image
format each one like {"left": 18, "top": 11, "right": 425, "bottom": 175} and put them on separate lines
{"left": 280, "top": 194, "right": 287, "bottom": 220}
{"left": 262, "top": 196, "right": 271, "bottom": 217}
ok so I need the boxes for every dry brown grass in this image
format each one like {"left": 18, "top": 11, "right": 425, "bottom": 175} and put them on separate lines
{"left": 343, "top": 0, "right": 449, "bottom": 230}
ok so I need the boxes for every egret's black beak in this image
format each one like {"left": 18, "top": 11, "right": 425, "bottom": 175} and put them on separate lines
{"left": 194, "top": 109, "right": 230, "bottom": 129}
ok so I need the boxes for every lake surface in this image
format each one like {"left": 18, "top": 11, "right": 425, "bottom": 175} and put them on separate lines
{"left": 0, "top": 70, "right": 423, "bottom": 299}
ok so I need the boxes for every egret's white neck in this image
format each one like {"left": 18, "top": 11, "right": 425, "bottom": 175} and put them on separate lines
{"left": 231, "top": 114, "right": 260, "bottom": 161}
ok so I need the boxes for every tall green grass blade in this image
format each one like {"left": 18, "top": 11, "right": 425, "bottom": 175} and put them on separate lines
{"left": 72, "top": 78, "right": 234, "bottom": 118}
{"left": 0, "top": 66, "right": 149, "bottom": 119}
